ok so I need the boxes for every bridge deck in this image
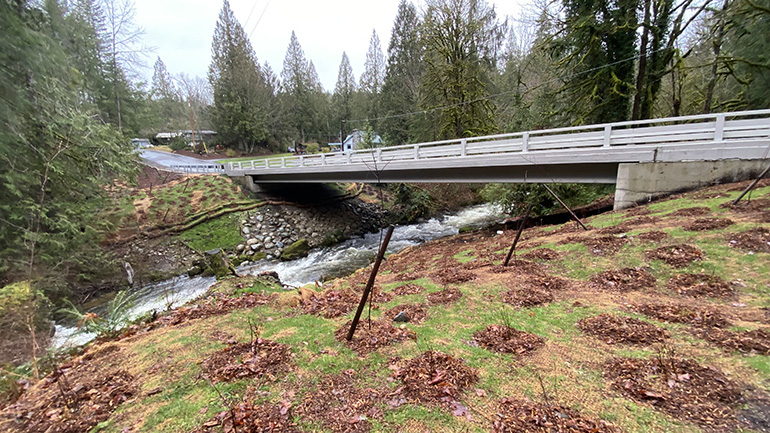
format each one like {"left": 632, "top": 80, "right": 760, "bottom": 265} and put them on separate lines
{"left": 221, "top": 109, "right": 770, "bottom": 183}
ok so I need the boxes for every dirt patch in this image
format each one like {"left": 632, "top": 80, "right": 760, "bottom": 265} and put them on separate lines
{"left": 625, "top": 206, "right": 652, "bottom": 216}
{"left": 521, "top": 248, "right": 562, "bottom": 261}
{"left": 301, "top": 288, "right": 390, "bottom": 319}
{"left": 568, "top": 235, "right": 629, "bottom": 256}
{"left": 727, "top": 227, "right": 770, "bottom": 253}
{"left": 633, "top": 303, "right": 731, "bottom": 328}
{"left": 589, "top": 268, "right": 656, "bottom": 292}
{"left": 473, "top": 325, "right": 545, "bottom": 355}
{"left": 297, "top": 370, "right": 384, "bottom": 433}
{"left": 135, "top": 164, "right": 183, "bottom": 189}
{"left": 577, "top": 314, "right": 668, "bottom": 345}
{"left": 201, "top": 339, "right": 292, "bottom": 383}
{"left": 159, "top": 293, "right": 275, "bottom": 326}
{"left": 667, "top": 206, "right": 711, "bottom": 217}
{"left": 599, "top": 216, "right": 661, "bottom": 235}
{"left": 0, "top": 363, "right": 137, "bottom": 433}
{"left": 645, "top": 244, "right": 704, "bottom": 268}
{"left": 431, "top": 268, "right": 476, "bottom": 285}
{"left": 335, "top": 320, "right": 414, "bottom": 356}
{"left": 489, "top": 260, "right": 545, "bottom": 275}
{"left": 392, "top": 283, "right": 424, "bottom": 296}
{"left": 683, "top": 217, "right": 734, "bottom": 231}
{"left": 527, "top": 275, "right": 571, "bottom": 292}
{"left": 394, "top": 270, "right": 426, "bottom": 282}
{"left": 634, "top": 230, "right": 668, "bottom": 243}
{"left": 724, "top": 178, "right": 770, "bottom": 191}
{"left": 720, "top": 198, "right": 770, "bottom": 213}
{"left": 194, "top": 400, "right": 298, "bottom": 433}
{"left": 604, "top": 356, "right": 741, "bottom": 431}
{"left": 384, "top": 304, "right": 429, "bottom": 324}
{"left": 391, "top": 351, "right": 478, "bottom": 407}
{"left": 667, "top": 274, "right": 735, "bottom": 298}
{"left": 503, "top": 287, "right": 554, "bottom": 308}
{"left": 427, "top": 287, "right": 463, "bottom": 305}
{"left": 694, "top": 328, "right": 770, "bottom": 355}
{"left": 493, "top": 398, "right": 621, "bottom": 433}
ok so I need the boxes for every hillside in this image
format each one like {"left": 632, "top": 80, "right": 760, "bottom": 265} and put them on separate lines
{"left": 2, "top": 180, "right": 769, "bottom": 433}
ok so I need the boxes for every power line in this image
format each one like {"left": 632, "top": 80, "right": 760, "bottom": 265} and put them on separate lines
{"left": 249, "top": 0, "right": 272, "bottom": 39}
{"left": 343, "top": 45, "right": 674, "bottom": 125}
{"left": 243, "top": 0, "right": 260, "bottom": 29}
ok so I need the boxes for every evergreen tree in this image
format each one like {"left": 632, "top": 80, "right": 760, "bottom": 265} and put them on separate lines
{"left": 359, "top": 30, "right": 387, "bottom": 130}
{"left": 333, "top": 52, "right": 357, "bottom": 139}
{"left": 381, "top": 0, "right": 424, "bottom": 144}
{"left": 150, "top": 57, "right": 186, "bottom": 130}
{"left": 281, "top": 31, "right": 320, "bottom": 143}
{"left": 208, "top": 0, "right": 271, "bottom": 151}
{"left": 420, "top": 0, "right": 504, "bottom": 139}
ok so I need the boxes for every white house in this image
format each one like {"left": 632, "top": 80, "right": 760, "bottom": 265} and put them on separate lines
{"left": 329, "top": 129, "right": 383, "bottom": 152}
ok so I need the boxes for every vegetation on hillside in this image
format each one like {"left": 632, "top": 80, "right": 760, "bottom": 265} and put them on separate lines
{"left": 1, "top": 181, "right": 768, "bottom": 432}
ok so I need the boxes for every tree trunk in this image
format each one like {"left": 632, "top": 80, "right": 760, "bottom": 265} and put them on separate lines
{"left": 703, "top": 0, "right": 729, "bottom": 114}
{"left": 632, "top": 0, "right": 652, "bottom": 120}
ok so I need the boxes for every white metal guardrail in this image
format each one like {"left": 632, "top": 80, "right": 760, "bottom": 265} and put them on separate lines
{"left": 224, "top": 109, "right": 770, "bottom": 174}
{"left": 169, "top": 164, "right": 225, "bottom": 174}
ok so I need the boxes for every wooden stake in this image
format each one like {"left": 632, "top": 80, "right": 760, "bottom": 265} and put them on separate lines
{"left": 542, "top": 184, "right": 588, "bottom": 231}
{"left": 504, "top": 203, "right": 533, "bottom": 267}
{"left": 732, "top": 164, "right": 770, "bottom": 205}
{"left": 347, "top": 225, "right": 394, "bottom": 341}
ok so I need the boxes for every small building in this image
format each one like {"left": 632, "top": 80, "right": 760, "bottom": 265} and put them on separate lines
{"left": 329, "top": 129, "right": 383, "bottom": 152}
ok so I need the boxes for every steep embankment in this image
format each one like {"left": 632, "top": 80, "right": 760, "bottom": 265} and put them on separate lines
{"left": 2, "top": 180, "right": 770, "bottom": 433}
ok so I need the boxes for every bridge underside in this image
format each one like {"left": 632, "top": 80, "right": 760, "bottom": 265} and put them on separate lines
{"left": 246, "top": 162, "right": 620, "bottom": 184}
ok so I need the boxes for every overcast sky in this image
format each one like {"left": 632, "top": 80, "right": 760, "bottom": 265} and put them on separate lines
{"left": 133, "top": 0, "right": 525, "bottom": 91}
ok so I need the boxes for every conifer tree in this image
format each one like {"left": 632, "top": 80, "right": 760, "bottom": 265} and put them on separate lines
{"left": 281, "top": 31, "right": 319, "bottom": 143}
{"left": 381, "top": 0, "right": 424, "bottom": 144}
{"left": 359, "top": 30, "right": 387, "bottom": 130}
{"left": 333, "top": 52, "right": 357, "bottom": 135}
{"left": 208, "top": 0, "right": 271, "bottom": 151}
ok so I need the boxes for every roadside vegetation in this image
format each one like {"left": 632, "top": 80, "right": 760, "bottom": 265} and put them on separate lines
{"left": 2, "top": 180, "right": 768, "bottom": 432}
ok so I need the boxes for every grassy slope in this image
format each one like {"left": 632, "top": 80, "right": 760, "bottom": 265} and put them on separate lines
{"left": 10, "top": 183, "right": 770, "bottom": 433}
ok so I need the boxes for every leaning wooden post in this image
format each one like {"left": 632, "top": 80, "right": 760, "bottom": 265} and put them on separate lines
{"left": 347, "top": 225, "right": 395, "bottom": 341}
{"left": 732, "top": 164, "right": 770, "bottom": 205}
{"left": 504, "top": 203, "right": 533, "bottom": 267}
{"left": 542, "top": 184, "right": 588, "bottom": 231}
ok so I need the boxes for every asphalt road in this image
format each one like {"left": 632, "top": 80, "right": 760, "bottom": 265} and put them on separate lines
{"left": 140, "top": 149, "right": 213, "bottom": 169}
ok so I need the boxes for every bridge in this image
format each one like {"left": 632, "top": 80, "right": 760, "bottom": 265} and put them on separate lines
{"left": 220, "top": 110, "right": 770, "bottom": 209}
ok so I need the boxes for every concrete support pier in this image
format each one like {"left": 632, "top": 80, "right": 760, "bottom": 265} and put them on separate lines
{"left": 614, "top": 159, "right": 770, "bottom": 210}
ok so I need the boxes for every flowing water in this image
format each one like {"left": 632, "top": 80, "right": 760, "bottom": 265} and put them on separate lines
{"left": 52, "top": 203, "right": 503, "bottom": 348}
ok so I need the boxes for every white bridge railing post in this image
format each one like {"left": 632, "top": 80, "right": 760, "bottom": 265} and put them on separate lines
{"left": 413, "top": 144, "right": 419, "bottom": 160}
{"left": 460, "top": 139, "right": 467, "bottom": 157}
{"left": 376, "top": 148, "right": 382, "bottom": 163}
{"left": 299, "top": 156, "right": 304, "bottom": 167}
{"left": 321, "top": 154, "right": 327, "bottom": 166}
{"left": 522, "top": 132, "right": 529, "bottom": 152}
{"left": 603, "top": 125, "right": 612, "bottom": 147}
{"left": 714, "top": 114, "right": 725, "bottom": 141}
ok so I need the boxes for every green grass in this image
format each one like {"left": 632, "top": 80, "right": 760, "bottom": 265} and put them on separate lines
{"left": 178, "top": 212, "right": 244, "bottom": 252}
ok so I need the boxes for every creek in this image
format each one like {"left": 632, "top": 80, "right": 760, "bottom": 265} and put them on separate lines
{"left": 52, "top": 203, "right": 503, "bottom": 348}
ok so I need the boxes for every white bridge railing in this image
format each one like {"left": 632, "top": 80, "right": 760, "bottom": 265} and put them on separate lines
{"left": 170, "top": 164, "right": 225, "bottom": 174}
{"left": 227, "top": 109, "right": 770, "bottom": 173}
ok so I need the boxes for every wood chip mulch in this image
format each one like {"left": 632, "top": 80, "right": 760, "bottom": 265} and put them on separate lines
{"left": 472, "top": 325, "right": 545, "bottom": 355}
{"left": 682, "top": 218, "right": 735, "bottom": 231}
{"left": 427, "top": 287, "right": 463, "bottom": 305}
{"left": 527, "top": 275, "right": 571, "bottom": 292}
{"left": 0, "top": 365, "right": 137, "bottom": 433}
{"left": 194, "top": 400, "right": 298, "bottom": 433}
{"left": 577, "top": 314, "right": 668, "bottom": 345}
{"left": 391, "top": 283, "right": 424, "bottom": 296}
{"left": 492, "top": 398, "right": 621, "bottom": 433}
{"left": 520, "top": 248, "right": 562, "bottom": 261}
{"left": 667, "top": 206, "right": 711, "bottom": 217}
{"left": 490, "top": 260, "right": 545, "bottom": 275}
{"left": 301, "top": 288, "right": 390, "bottom": 318}
{"left": 634, "top": 230, "right": 668, "bottom": 243}
{"left": 296, "top": 371, "right": 385, "bottom": 433}
{"left": 159, "top": 292, "right": 275, "bottom": 326}
{"left": 604, "top": 357, "right": 741, "bottom": 431}
{"left": 720, "top": 198, "right": 770, "bottom": 213}
{"left": 430, "top": 268, "right": 476, "bottom": 285}
{"left": 727, "top": 227, "right": 770, "bottom": 253}
{"left": 589, "top": 267, "right": 656, "bottom": 292}
{"left": 632, "top": 303, "right": 731, "bottom": 328}
{"left": 201, "top": 339, "right": 292, "bottom": 383}
{"left": 503, "top": 287, "right": 554, "bottom": 308}
{"left": 335, "top": 320, "right": 414, "bottom": 356}
{"left": 560, "top": 235, "right": 629, "bottom": 256}
{"left": 694, "top": 327, "right": 770, "bottom": 355}
{"left": 384, "top": 304, "right": 429, "bottom": 324}
{"left": 390, "top": 351, "right": 478, "bottom": 406}
{"left": 645, "top": 244, "right": 704, "bottom": 268}
{"left": 625, "top": 206, "right": 652, "bottom": 216}
{"left": 667, "top": 274, "right": 735, "bottom": 298}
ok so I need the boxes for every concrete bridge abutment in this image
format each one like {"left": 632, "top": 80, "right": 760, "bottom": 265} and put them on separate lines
{"left": 614, "top": 159, "right": 770, "bottom": 210}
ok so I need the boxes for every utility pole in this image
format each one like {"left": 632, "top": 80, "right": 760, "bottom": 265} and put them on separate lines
{"left": 340, "top": 119, "right": 344, "bottom": 152}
